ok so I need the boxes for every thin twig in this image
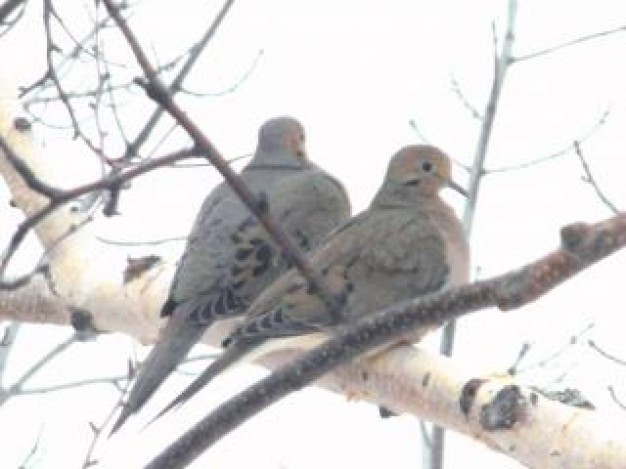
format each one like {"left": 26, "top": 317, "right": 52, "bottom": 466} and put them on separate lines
{"left": 512, "top": 24, "right": 626, "bottom": 63}
{"left": 509, "top": 323, "right": 595, "bottom": 375}
{"left": 1, "top": 334, "right": 77, "bottom": 405}
{"left": 17, "top": 426, "right": 44, "bottom": 469}
{"left": 608, "top": 386, "right": 626, "bottom": 411}
{"left": 42, "top": 0, "right": 103, "bottom": 157}
{"left": 449, "top": 73, "right": 482, "bottom": 121}
{"left": 0, "top": 146, "right": 199, "bottom": 279}
{"left": 486, "top": 108, "right": 610, "bottom": 173}
{"left": 122, "top": 0, "right": 236, "bottom": 159}
{"left": 15, "top": 376, "right": 127, "bottom": 395}
{"left": 82, "top": 373, "right": 134, "bottom": 468}
{"left": 95, "top": 235, "right": 186, "bottom": 247}
{"left": 0, "top": 322, "right": 21, "bottom": 387}
{"left": 588, "top": 340, "right": 626, "bottom": 366}
{"left": 178, "top": 49, "right": 263, "bottom": 98}
{"left": 574, "top": 141, "right": 619, "bottom": 215}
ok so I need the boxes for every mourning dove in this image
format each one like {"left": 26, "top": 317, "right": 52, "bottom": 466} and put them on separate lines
{"left": 111, "top": 117, "right": 351, "bottom": 433}
{"left": 157, "top": 144, "right": 470, "bottom": 416}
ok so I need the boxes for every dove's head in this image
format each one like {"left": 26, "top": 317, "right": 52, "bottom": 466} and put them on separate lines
{"left": 374, "top": 145, "right": 466, "bottom": 206}
{"left": 257, "top": 116, "right": 307, "bottom": 160}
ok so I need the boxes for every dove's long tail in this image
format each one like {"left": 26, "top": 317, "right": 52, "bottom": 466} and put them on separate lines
{"left": 151, "top": 339, "right": 261, "bottom": 423}
{"left": 110, "top": 312, "right": 207, "bottom": 435}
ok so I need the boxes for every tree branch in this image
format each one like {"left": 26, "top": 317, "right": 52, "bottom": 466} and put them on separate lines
{"left": 122, "top": 0, "right": 236, "bottom": 159}
{"left": 512, "top": 24, "right": 626, "bottom": 63}
{"left": 0, "top": 0, "right": 25, "bottom": 24}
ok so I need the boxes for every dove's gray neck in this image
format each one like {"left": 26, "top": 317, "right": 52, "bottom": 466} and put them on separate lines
{"left": 246, "top": 149, "right": 309, "bottom": 171}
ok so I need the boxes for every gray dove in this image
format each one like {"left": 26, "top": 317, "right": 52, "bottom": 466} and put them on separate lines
{"left": 111, "top": 117, "right": 351, "bottom": 433}
{"left": 156, "top": 144, "right": 469, "bottom": 416}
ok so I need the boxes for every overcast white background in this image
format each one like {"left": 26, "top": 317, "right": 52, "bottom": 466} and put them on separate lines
{"left": 0, "top": 1, "right": 625, "bottom": 467}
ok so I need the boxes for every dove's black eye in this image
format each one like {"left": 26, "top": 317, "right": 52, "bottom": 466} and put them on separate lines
{"left": 422, "top": 161, "right": 433, "bottom": 172}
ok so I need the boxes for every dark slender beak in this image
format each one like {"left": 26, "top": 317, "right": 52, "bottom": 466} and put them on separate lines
{"left": 447, "top": 179, "right": 468, "bottom": 197}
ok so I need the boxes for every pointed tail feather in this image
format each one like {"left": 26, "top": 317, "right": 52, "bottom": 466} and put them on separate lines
{"left": 150, "top": 339, "right": 261, "bottom": 424}
{"left": 110, "top": 313, "right": 207, "bottom": 435}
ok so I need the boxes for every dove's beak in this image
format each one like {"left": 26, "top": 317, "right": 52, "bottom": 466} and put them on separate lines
{"left": 447, "top": 179, "right": 468, "bottom": 197}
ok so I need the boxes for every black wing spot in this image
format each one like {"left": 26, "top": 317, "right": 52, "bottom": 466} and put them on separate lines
{"left": 273, "top": 307, "right": 284, "bottom": 325}
{"left": 260, "top": 314, "right": 273, "bottom": 330}
{"left": 252, "top": 264, "right": 269, "bottom": 277}
{"left": 295, "top": 230, "right": 310, "bottom": 250}
{"left": 225, "top": 289, "right": 239, "bottom": 310}
{"left": 252, "top": 244, "right": 272, "bottom": 277}
{"left": 230, "top": 265, "right": 245, "bottom": 277}
{"left": 235, "top": 247, "right": 254, "bottom": 261}
{"left": 256, "top": 244, "right": 272, "bottom": 265}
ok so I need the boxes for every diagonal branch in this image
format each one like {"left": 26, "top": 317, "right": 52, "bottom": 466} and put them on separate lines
{"left": 147, "top": 211, "right": 626, "bottom": 469}
{"left": 0, "top": 0, "right": 25, "bottom": 23}
{"left": 512, "top": 24, "right": 626, "bottom": 63}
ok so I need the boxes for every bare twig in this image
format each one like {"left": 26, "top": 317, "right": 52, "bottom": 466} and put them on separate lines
{"left": 0, "top": 322, "right": 20, "bottom": 386}
{"left": 1, "top": 334, "right": 76, "bottom": 405}
{"left": 147, "top": 212, "right": 626, "bottom": 468}
{"left": 0, "top": 135, "right": 63, "bottom": 198}
{"left": 588, "top": 340, "right": 626, "bottom": 366}
{"left": 512, "top": 24, "right": 626, "bottom": 63}
{"left": 18, "top": 426, "right": 44, "bottom": 469}
{"left": 20, "top": 10, "right": 123, "bottom": 99}
{"left": 508, "top": 323, "right": 595, "bottom": 375}
{"left": 486, "top": 108, "right": 610, "bottom": 173}
{"left": 449, "top": 74, "right": 482, "bottom": 121}
{"left": 608, "top": 386, "right": 626, "bottom": 411}
{"left": 574, "top": 141, "right": 619, "bottom": 215}
{"left": 82, "top": 373, "right": 134, "bottom": 468}
{"left": 407, "top": 118, "right": 432, "bottom": 145}
{"left": 95, "top": 235, "right": 186, "bottom": 247}
{"left": 42, "top": 0, "right": 103, "bottom": 157}
{"left": 178, "top": 49, "right": 263, "bottom": 98}
{"left": 122, "top": 0, "right": 236, "bottom": 159}
{"left": 0, "top": 141, "right": 198, "bottom": 279}
{"left": 14, "top": 376, "right": 126, "bottom": 395}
